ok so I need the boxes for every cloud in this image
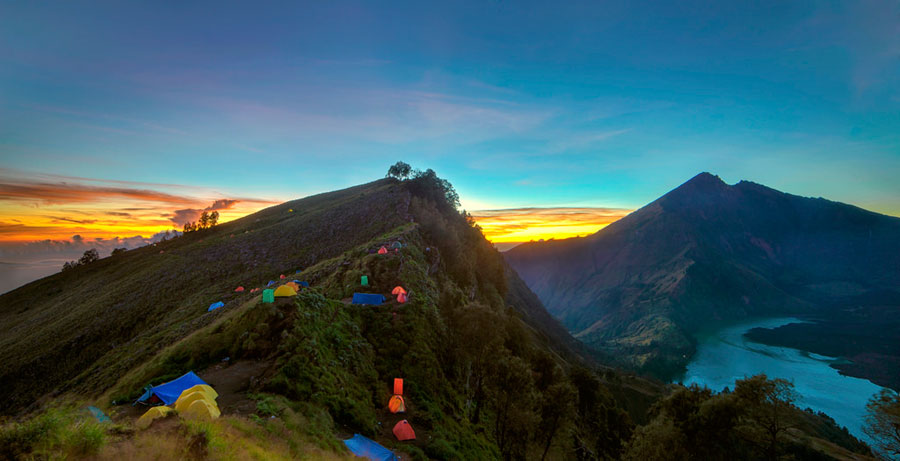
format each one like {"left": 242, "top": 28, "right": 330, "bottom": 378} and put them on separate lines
{"left": 0, "top": 180, "right": 198, "bottom": 206}
{"left": 169, "top": 198, "right": 241, "bottom": 226}
{"left": 469, "top": 207, "right": 633, "bottom": 244}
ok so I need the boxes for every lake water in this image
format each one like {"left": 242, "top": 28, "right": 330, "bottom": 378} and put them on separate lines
{"left": 679, "top": 317, "right": 886, "bottom": 442}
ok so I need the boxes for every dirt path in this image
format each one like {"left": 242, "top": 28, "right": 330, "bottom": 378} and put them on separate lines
{"left": 198, "top": 359, "right": 273, "bottom": 416}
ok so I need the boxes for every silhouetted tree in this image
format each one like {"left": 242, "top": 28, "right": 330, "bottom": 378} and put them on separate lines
{"left": 209, "top": 210, "right": 219, "bottom": 227}
{"left": 111, "top": 248, "right": 127, "bottom": 256}
{"left": 386, "top": 161, "right": 412, "bottom": 180}
{"left": 78, "top": 249, "right": 100, "bottom": 265}
{"left": 199, "top": 211, "right": 210, "bottom": 229}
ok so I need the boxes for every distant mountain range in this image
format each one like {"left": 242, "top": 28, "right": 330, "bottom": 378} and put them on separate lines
{"left": 506, "top": 172, "right": 900, "bottom": 379}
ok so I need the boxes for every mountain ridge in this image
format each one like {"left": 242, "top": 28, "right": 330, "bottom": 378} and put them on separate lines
{"left": 506, "top": 172, "right": 900, "bottom": 379}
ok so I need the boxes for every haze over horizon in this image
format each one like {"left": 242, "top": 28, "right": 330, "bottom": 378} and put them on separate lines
{"left": 2, "top": 0, "right": 899, "bottom": 292}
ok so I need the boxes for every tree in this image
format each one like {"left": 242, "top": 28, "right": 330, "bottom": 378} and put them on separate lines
{"left": 209, "top": 210, "right": 219, "bottom": 227}
{"left": 199, "top": 211, "right": 210, "bottom": 229}
{"left": 537, "top": 381, "right": 576, "bottom": 460}
{"left": 487, "top": 355, "right": 538, "bottom": 460}
{"left": 78, "top": 249, "right": 100, "bottom": 265}
{"left": 61, "top": 261, "right": 76, "bottom": 272}
{"left": 111, "top": 248, "right": 127, "bottom": 256}
{"left": 863, "top": 389, "right": 900, "bottom": 460}
{"left": 733, "top": 374, "right": 798, "bottom": 461}
{"left": 386, "top": 161, "right": 412, "bottom": 180}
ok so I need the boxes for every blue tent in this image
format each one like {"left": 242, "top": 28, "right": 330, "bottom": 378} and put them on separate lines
{"left": 267, "top": 280, "right": 276, "bottom": 287}
{"left": 208, "top": 301, "right": 224, "bottom": 312}
{"left": 352, "top": 293, "right": 385, "bottom": 305}
{"left": 136, "top": 371, "right": 209, "bottom": 406}
{"left": 295, "top": 270, "right": 302, "bottom": 274}
{"left": 86, "top": 406, "right": 111, "bottom": 423}
{"left": 343, "top": 434, "right": 397, "bottom": 461}
{"left": 299, "top": 281, "right": 310, "bottom": 287}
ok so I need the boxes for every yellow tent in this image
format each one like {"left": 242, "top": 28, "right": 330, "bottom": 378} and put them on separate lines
{"left": 175, "top": 390, "right": 216, "bottom": 413}
{"left": 182, "top": 398, "right": 221, "bottom": 420}
{"left": 273, "top": 285, "right": 297, "bottom": 297}
{"left": 180, "top": 384, "right": 218, "bottom": 400}
{"left": 136, "top": 406, "right": 175, "bottom": 429}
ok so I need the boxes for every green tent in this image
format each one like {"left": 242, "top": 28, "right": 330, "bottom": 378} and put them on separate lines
{"left": 262, "top": 289, "right": 275, "bottom": 303}
{"left": 361, "top": 275, "right": 369, "bottom": 286}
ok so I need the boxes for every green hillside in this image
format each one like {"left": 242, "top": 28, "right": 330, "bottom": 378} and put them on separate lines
{"left": 0, "top": 172, "right": 875, "bottom": 460}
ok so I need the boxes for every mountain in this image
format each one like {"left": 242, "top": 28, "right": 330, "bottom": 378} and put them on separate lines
{"left": 0, "top": 172, "right": 873, "bottom": 460}
{"left": 0, "top": 175, "right": 663, "bottom": 459}
{"left": 506, "top": 172, "right": 900, "bottom": 379}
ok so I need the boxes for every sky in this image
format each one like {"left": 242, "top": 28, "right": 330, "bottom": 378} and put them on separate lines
{"left": 1, "top": 1, "right": 898, "bottom": 290}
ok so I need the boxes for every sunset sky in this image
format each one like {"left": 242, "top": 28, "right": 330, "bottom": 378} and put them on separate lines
{"left": 1, "top": 1, "right": 898, "bottom": 291}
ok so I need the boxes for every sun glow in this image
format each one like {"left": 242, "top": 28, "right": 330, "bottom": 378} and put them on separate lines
{"left": 470, "top": 207, "right": 632, "bottom": 247}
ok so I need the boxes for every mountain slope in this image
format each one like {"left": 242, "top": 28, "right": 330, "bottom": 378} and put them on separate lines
{"left": 506, "top": 172, "right": 900, "bottom": 378}
{"left": 0, "top": 175, "right": 662, "bottom": 459}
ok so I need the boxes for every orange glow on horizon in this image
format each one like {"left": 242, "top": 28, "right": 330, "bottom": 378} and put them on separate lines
{"left": 470, "top": 207, "right": 632, "bottom": 245}
{"left": 0, "top": 172, "right": 280, "bottom": 243}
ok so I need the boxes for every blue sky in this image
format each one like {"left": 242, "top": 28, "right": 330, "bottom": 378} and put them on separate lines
{"left": 1, "top": 0, "right": 898, "bottom": 214}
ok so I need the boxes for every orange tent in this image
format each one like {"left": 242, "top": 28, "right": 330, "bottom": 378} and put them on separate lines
{"left": 377, "top": 246, "right": 388, "bottom": 255}
{"left": 391, "top": 286, "right": 407, "bottom": 295}
{"left": 393, "top": 378, "right": 403, "bottom": 395}
{"left": 397, "top": 292, "right": 408, "bottom": 304}
{"left": 235, "top": 286, "right": 245, "bottom": 292}
{"left": 393, "top": 420, "right": 416, "bottom": 441}
{"left": 388, "top": 395, "right": 406, "bottom": 413}
{"left": 285, "top": 281, "right": 300, "bottom": 291}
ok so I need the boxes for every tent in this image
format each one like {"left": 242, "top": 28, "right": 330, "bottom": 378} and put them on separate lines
{"left": 262, "top": 289, "right": 275, "bottom": 303}
{"left": 182, "top": 398, "right": 220, "bottom": 420}
{"left": 397, "top": 292, "right": 408, "bottom": 304}
{"left": 352, "top": 293, "right": 385, "bottom": 305}
{"left": 361, "top": 275, "right": 369, "bottom": 286}
{"left": 391, "top": 241, "right": 402, "bottom": 249}
{"left": 175, "top": 390, "right": 215, "bottom": 413}
{"left": 392, "top": 420, "right": 416, "bottom": 441}
{"left": 298, "top": 281, "right": 310, "bottom": 288}
{"left": 274, "top": 285, "right": 297, "bottom": 297}
{"left": 377, "top": 246, "right": 388, "bottom": 255}
{"left": 208, "top": 301, "right": 224, "bottom": 312}
{"left": 295, "top": 270, "right": 302, "bottom": 274}
{"left": 234, "top": 286, "right": 245, "bottom": 292}
{"left": 388, "top": 395, "right": 406, "bottom": 414}
{"left": 343, "top": 434, "right": 397, "bottom": 461}
{"left": 136, "top": 406, "right": 174, "bottom": 429}
{"left": 285, "top": 281, "right": 300, "bottom": 291}
{"left": 182, "top": 384, "right": 218, "bottom": 400}
{"left": 280, "top": 274, "right": 286, "bottom": 279}
{"left": 393, "top": 378, "right": 403, "bottom": 395}
{"left": 86, "top": 406, "right": 111, "bottom": 423}
{"left": 267, "top": 280, "right": 276, "bottom": 287}
{"left": 391, "top": 286, "right": 406, "bottom": 295}
{"left": 136, "top": 371, "right": 209, "bottom": 406}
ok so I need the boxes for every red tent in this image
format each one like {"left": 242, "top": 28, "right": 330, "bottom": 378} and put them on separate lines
{"left": 391, "top": 286, "right": 407, "bottom": 295}
{"left": 377, "top": 246, "right": 388, "bottom": 255}
{"left": 280, "top": 274, "right": 286, "bottom": 279}
{"left": 397, "top": 292, "right": 408, "bottom": 304}
{"left": 393, "top": 378, "right": 403, "bottom": 396}
{"left": 235, "top": 286, "right": 245, "bottom": 292}
{"left": 392, "top": 420, "right": 416, "bottom": 441}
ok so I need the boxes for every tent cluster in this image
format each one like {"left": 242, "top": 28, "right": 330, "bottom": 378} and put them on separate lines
{"left": 135, "top": 372, "right": 220, "bottom": 429}
{"left": 388, "top": 378, "right": 416, "bottom": 441}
